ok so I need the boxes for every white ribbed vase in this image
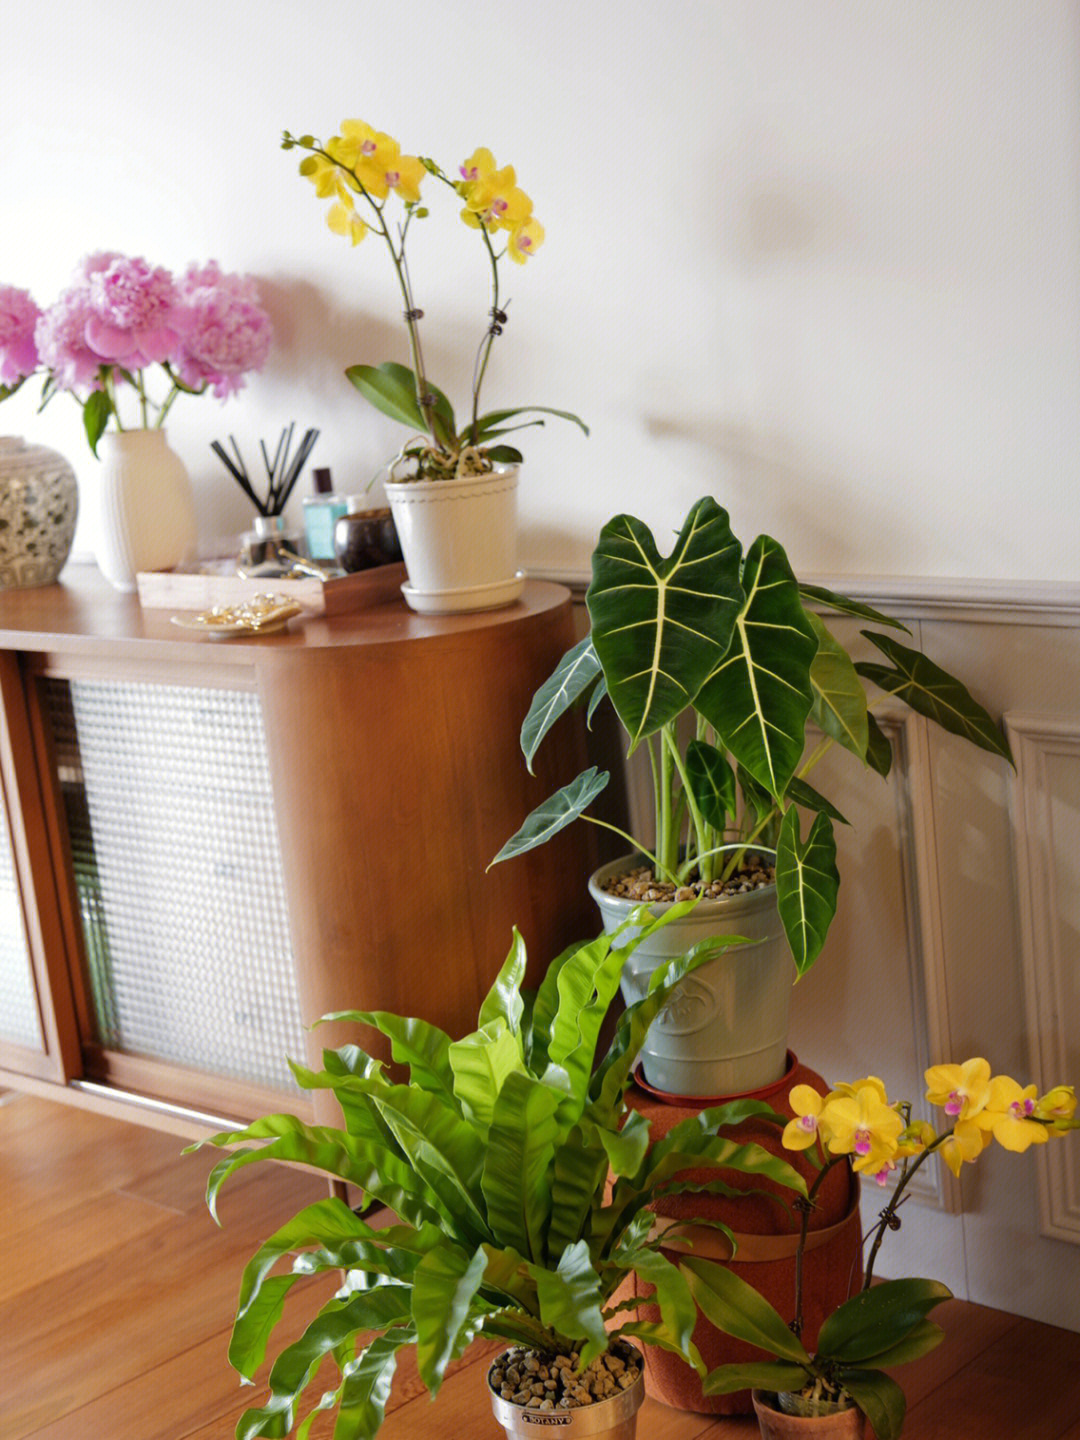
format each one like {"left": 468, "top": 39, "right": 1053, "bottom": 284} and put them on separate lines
{"left": 95, "top": 429, "right": 197, "bottom": 592}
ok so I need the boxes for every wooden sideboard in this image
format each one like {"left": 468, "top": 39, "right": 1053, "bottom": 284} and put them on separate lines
{"left": 0, "top": 569, "right": 598, "bottom": 1137}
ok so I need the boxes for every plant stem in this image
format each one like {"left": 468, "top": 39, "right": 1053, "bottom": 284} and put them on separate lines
{"left": 658, "top": 725, "right": 677, "bottom": 879}
{"left": 313, "top": 143, "right": 442, "bottom": 453}
{"left": 862, "top": 1135, "right": 947, "bottom": 1285}
{"left": 471, "top": 223, "right": 502, "bottom": 444}
{"left": 793, "top": 1156, "right": 844, "bottom": 1334}
{"left": 582, "top": 816, "right": 667, "bottom": 883}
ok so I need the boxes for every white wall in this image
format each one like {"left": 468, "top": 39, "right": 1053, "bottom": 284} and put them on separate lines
{"left": 2, "top": 0, "right": 1078, "bottom": 582}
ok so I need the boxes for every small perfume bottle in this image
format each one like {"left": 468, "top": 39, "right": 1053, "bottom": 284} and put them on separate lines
{"left": 302, "top": 468, "right": 349, "bottom": 561}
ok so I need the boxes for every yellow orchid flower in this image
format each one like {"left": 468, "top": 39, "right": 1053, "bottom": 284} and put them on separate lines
{"left": 327, "top": 199, "right": 368, "bottom": 247}
{"left": 458, "top": 146, "right": 497, "bottom": 191}
{"left": 299, "top": 152, "right": 356, "bottom": 202}
{"left": 896, "top": 1119, "right": 937, "bottom": 1157}
{"left": 978, "top": 1076, "right": 1050, "bottom": 1153}
{"left": 1036, "top": 1084, "right": 1078, "bottom": 1132}
{"left": 509, "top": 218, "right": 545, "bottom": 264}
{"left": 925, "top": 1057, "right": 992, "bottom": 1123}
{"left": 462, "top": 167, "right": 533, "bottom": 233}
{"left": 822, "top": 1085, "right": 904, "bottom": 1161}
{"left": 782, "top": 1084, "right": 827, "bottom": 1151}
{"left": 827, "top": 1076, "right": 890, "bottom": 1106}
{"left": 855, "top": 1152, "right": 899, "bottom": 1186}
{"left": 938, "top": 1118, "right": 991, "bottom": 1177}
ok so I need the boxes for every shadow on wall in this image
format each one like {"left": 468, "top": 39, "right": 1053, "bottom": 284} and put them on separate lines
{"left": 640, "top": 412, "right": 922, "bottom": 576}
{"left": 256, "top": 275, "right": 403, "bottom": 396}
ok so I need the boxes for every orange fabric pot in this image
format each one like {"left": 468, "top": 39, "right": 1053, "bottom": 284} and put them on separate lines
{"left": 616, "top": 1056, "right": 863, "bottom": 1416}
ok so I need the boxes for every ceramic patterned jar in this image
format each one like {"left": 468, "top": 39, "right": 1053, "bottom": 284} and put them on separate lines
{"left": 0, "top": 437, "right": 78, "bottom": 588}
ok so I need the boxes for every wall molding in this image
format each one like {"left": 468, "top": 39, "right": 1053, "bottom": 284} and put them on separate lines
{"left": 879, "top": 708, "right": 959, "bottom": 1213}
{"left": 537, "top": 570, "right": 1080, "bottom": 628}
{"left": 1006, "top": 713, "right": 1080, "bottom": 1246}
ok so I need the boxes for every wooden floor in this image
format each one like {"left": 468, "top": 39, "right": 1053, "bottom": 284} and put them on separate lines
{"left": 5, "top": 1089, "right": 1080, "bottom": 1440}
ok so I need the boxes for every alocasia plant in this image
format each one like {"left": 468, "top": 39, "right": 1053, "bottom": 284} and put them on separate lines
{"left": 492, "top": 495, "right": 1014, "bottom": 977}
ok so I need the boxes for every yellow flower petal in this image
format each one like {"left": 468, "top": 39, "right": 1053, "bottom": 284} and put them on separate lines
{"left": 327, "top": 202, "right": 367, "bottom": 246}
{"left": 926, "top": 1058, "right": 992, "bottom": 1122}
{"left": 509, "top": 218, "right": 545, "bottom": 264}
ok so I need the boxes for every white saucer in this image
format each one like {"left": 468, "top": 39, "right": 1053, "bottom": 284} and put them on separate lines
{"left": 401, "top": 571, "right": 526, "bottom": 615}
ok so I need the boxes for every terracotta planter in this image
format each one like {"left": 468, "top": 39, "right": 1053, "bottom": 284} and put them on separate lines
{"left": 385, "top": 464, "right": 523, "bottom": 613}
{"left": 589, "top": 854, "right": 791, "bottom": 1096}
{"left": 752, "top": 1390, "right": 866, "bottom": 1438}
{"left": 488, "top": 1343, "right": 645, "bottom": 1439}
{"left": 613, "top": 1058, "right": 863, "bottom": 1416}
{"left": 94, "top": 429, "right": 197, "bottom": 591}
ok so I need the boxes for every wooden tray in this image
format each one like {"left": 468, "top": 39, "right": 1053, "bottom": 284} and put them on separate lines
{"left": 136, "top": 561, "right": 407, "bottom": 616}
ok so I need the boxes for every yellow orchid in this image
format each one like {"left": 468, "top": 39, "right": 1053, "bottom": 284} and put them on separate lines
{"left": 896, "top": 1119, "right": 937, "bottom": 1157}
{"left": 509, "top": 218, "right": 545, "bottom": 264}
{"left": 782, "top": 1084, "right": 827, "bottom": 1150}
{"left": 821, "top": 1084, "right": 905, "bottom": 1162}
{"left": 827, "top": 1075, "right": 890, "bottom": 1106}
{"left": 283, "top": 120, "right": 584, "bottom": 480}
{"left": 462, "top": 166, "right": 533, "bottom": 233}
{"left": 1036, "top": 1084, "right": 1078, "bottom": 1132}
{"left": 937, "top": 1117, "right": 991, "bottom": 1177}
{"left": 977, "top": 1076, "right": 1049, "bottom": 1153}
{"left": 327, "top": 198, "right": 368, "bottom": 247}
{"left": 299, "top": 151, "right": 356, "bottom": 202}
{"left": 925, "top": 1057, "right": 992, "bottom": 1123}
{"left": 458, "top": 146, "right": 497, "bottom": 191}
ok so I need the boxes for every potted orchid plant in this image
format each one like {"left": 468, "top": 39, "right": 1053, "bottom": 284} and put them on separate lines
{"left": 685, "top": 1060, "right": 1079, "bottom": 1438}
{"left": 283, "top": 119, "right": 588, "bottom": 611}
{"left": 0, "top": 257, "right": 273, "bottom": 590}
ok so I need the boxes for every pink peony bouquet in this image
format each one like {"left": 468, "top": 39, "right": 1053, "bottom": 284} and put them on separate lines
{"left": 0, "top": 254, "right": 273, "bottom": 453}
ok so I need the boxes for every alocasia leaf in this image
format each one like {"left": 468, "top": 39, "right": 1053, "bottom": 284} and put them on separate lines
{"left": 696, "top": 535, "right": 818, "bottom": 800}
{"left": 856, "top": 630, "right": 1014, "bottom": 763}
{"left": 586, "top": 498, "right": 743, "bottom": 750}
{"left": 775, "top": 805, "right": 839, "bottom": 975}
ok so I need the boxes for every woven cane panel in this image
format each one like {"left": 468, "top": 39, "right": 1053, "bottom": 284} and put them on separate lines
{"left": 0, "top": 790, "right": 43, "bottom": 1050}
{"left": 43, "top": 678, "right": 306, "bottom": 1092}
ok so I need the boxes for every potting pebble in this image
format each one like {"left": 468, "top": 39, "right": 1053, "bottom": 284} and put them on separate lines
{"left": 600, "top": 854, "right": 776, "bottom": 903}
{"left": 489, "top": 1344, "right": 642, "bottom": 1409}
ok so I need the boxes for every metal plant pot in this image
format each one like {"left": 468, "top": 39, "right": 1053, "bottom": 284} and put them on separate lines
{"left": 488, "top": 1345, "right": 646, "bottom": 1439}
{"left": 589, "top": 855, "right": 793, "bottom": 1097}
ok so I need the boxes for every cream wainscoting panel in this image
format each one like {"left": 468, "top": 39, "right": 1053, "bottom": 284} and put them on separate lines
{"left": 1006, "top": 715, "right": 1080, "bottom": 1245}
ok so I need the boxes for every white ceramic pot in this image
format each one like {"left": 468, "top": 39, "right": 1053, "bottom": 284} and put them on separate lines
{"left": 385, "top": 464, "right": 523, "bottom": 613}
{"left": 95, "top": 429, "right": 198, "bottom": 592}
{"left": 0, "top": 437, "right": 78, "bottom": 587}
{"left": 589, "top": 855, "right": 793, "bottom": 1098}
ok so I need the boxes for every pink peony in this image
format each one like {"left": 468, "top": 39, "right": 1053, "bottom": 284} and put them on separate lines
{"left": 34, "top": 286, "right": 104, "bottom": 391}
{"left": 85, "top": 255, "right": 181, "bottom": 367}
{"left": 173, "top": 269, "right": 273, "bottom": 398}
{"left": 177, "top": 260, "right": 261, "bottom": 306}
{"left": 0, "top": 285, "right": 42, "bottom": 387}
{"left": 73, "top": 251, "right": 125, "bottom": 284}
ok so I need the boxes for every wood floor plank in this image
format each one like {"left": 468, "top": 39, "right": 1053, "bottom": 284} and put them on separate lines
{"left": 881, "top": 1295, "right": 1020, "bottom": 1410}
{"left": 900, "top": 1311, "right": 1080, "bottom": 1438}
{"left": 21, "top": 1275, "right": 340, "bottom": 1440}
{"left": 3, "top": 1152, "right": 329, "bottom": 1437}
